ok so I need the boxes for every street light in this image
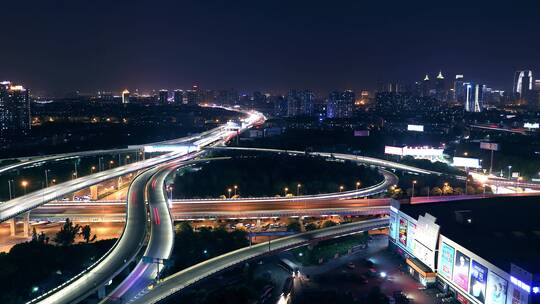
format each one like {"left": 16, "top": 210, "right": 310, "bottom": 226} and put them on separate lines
{"left": 44, "top": 169, "right": 50, "bottom": 187}
{"left": 91, "top": 166, "right": 96, "bottom": 173}
{"left": 233, "top": 185, "right": 238, "bottom": 196}
{"left": 228, "top": 188, "right": 232, "bottom": 199}
{"left": 21, "top": 180, "right": 28, "bottom": 195}
{"left": 109, "top": 160, "right": 114, "bottom": 169}
{"left": 296, "top": 184, "right": 301, "bottom": 196}
{"left": 463, "top": 152, "right": 468, "bottom": 156}
{"left": 284, "top": 187, "right": 289, "bottom": 196}
{"left": 339, "top": 185, "right": 344, "bottom": 192}
{"left": 508, "top": 165, "right": 512, "bottom": 179}
{"left": 411, "top": 180, "right": 417, "bottom": 198}
{"left": 355, "top": 181, "right": 361, "bottom": 190}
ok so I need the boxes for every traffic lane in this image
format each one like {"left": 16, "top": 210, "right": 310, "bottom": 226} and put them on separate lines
{"left": 34, "top": 168, "right": 156, "bottom": 304}
{"left": 129, "top": 218, "right": 389, "bottom": 304}
{"left": 32, "top": 198, "right": 390, "bottom": 217}
{"left": 172, "top": 198, "right": 390, "bottom": 213}
{"left": 103, "top": 165, "right": 176, "bottom": 303}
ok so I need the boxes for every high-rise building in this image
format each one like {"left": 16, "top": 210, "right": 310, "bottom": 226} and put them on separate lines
{"left": 173, "top": 90, "right": 183, "bottom": 104}
{"left": 0, "top": 81, "right": 31, "bottom": 139}
{"left": 435, "top": 71, "right": 446, "bottom": 101}
{"left": 286, "top": 90, "right": 315, "bottom": 117}
{"left": 464, "top": 83, "right": 483, "bottom": 112}
{"left": 158, "top": 89, "right": 168, "bottom": 103}
{"left": 421, "top": 74, "right": 431, "bottom": 97}
{"left": 326, "top": 90, "right": 355, "bottom": 118}
{"left": 185, "top": 90, "right": 198, "bottom": 105}
{"left": 454, "top": 75, "right": 465, "bottom": 102}
{"left": 121, "top": 89, "right": 130, "bottom": 104}
{"left": 513, "top": 70, "right": 533, "bottom": 98}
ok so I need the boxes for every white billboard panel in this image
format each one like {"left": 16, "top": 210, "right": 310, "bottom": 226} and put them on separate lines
{"left": 524, "top": 122, "right": 539, "bottom": 129}
{"left": 407, "top": 124, "right": 424, "bottom": 132}
{"left": 385, "top": 146, "right": 404, "bottom": 156}
{"left": 480, "top": 142, "right": 500, "bottom": 151}
{"left": 453, "top": 157, "right": 481, "bottom": 168}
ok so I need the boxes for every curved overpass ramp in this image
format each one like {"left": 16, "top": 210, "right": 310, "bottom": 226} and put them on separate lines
{"left": 129, "top": 218, "right": 389, "bottom": 304}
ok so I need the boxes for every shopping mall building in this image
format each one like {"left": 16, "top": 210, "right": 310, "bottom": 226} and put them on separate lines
{"left": 389, "top": 196, "right": 540, "bottom": 304}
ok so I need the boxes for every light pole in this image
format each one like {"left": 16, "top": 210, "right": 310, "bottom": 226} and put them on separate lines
{"left": 296, "top": 184, "right": 301, "bottom": 196}
{"left": 125, "top": 155, "right": 131, "bottom": 164}
{"left": 21, "top": 180, "right": 28, "bottom": 195}
{"left": 44, "top": 169, "right": 50, "bottom": 188}
{"left": 72, "top": 172, "right": 77, "bottom": 180}
{"left": 91, "top": 166, "right": 96, "bottom": 174}
{"left": 99, "top": 157, "right": 103, "bottom": 171}
{"left": 233, "top": 185, "right": 238, "bottom": 196}
{"left": 284, "top": 187, "right": 288, "bottom": 197}
{"left": 508, "top": 165, "right": 512, "bottom": 179}
{"left": 8, "top": 180, "right": 13, "bottom": 199}
{"left": 109, "top": 160, "right": 114, "bottom": 169}
{"left": 339, "top": 185, "right": 344, "bottom": 192}
{"left": 411, "top": 180, "right": 417, "bottom": 198}
{"left": 356, "top": 181, "right": 361, "bottom": 191}
{"left": 228, "top": 188, "right": 232, "bottom": 199}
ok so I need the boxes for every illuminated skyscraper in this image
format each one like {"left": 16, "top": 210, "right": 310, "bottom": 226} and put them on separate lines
{"left": 421, "top": 74, "right": 430, "bottom": 97}
{"left": 121, "top": 89, "right": 130, "bottom": 104}
{"left": 513, "top": 70, "right": 533, "bottom": 97}
{"left": 435, "top": 71, "right": 446, "bottom": 101}
{"left": 454, "top": 74, "right": 465, "bottom": 102}
{"left": 464, "top": 83, "right": 483, "bottom": 112}
{"left": 0, "top": 81, "right": 31, "bottom": 139}
{"left": 286, "top": 90, "right": 315, "bottom": 117}
{"left": 326, "top": 90, "right": 355, "bottom": 118}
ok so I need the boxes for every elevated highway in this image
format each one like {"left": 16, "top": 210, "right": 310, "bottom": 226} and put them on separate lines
{"left": 129, "top": 218, "right": 389, "bottom": 304}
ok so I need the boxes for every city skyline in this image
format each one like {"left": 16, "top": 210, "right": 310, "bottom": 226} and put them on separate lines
{"left": 1, "top": 1, "right": 539, "bottom": 95}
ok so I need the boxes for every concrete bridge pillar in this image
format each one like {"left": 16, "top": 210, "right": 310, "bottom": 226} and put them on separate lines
{"left": 23, "top": 212, "right": 30, "bottom": 237}
{"left": 90, "top": 185, "right": 99, "bottom": 200}
{"left": 9, "top": 218, "right": 16, "bottom": 237}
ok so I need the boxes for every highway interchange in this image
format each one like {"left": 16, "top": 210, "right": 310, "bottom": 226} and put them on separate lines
{"left": 2, "top": 107, "right": 528, "bottom": 304}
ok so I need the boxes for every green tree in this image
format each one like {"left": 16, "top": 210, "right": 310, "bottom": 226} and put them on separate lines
{"left": 431, "top": 187, "right": 442, "bottom": 196}
{"left": 305, "top": 223, "right": 318, "bottom": 231}
{"left": 321, "top": 220, "right": 337, "bottom": 228}
{"left": 286, "top": 221, "right": 301, "bottom": 232}
{"left": 54, "top": 218, "right": 80, "bottom": 246}
{"left": 80, "top": 225, "right": 96, "bottom": 243}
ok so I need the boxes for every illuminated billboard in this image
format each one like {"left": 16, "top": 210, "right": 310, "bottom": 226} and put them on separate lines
{"left": 439, "top": 242, "right": 455, "bottom": 279}
{"left": 407, "top": 124, "right": 424, "bottom": 132}
{"left": 398, "top": 217, "right": 408, "bottom": 246}
{"left": 470, "top": 261, "right": 488, "bottom": 303}
{"left": 485, "top": 272, "right": 507, "bottom": 304}
{"left": 480, "top": 142, "right": 500, "bottom": 151}
{"left": 385, "top": 146, "right": 404, "bottom": 156}
{"left": 389, "top": 212, "right": 398, "bottom": 240}
{"left": 453, "top": 250, "right": 471, "bottom": 291}
{"left": 406, "top": 221, "right": 416, "bottom": 252}
{"left": 453, "top": 157, "right": 481, "bottom": 168}
{"left": 524, "top": 122, "right": 539, "bottom": 129}
{"left": 354, "top": 130, "right": 370, "bottom": 136}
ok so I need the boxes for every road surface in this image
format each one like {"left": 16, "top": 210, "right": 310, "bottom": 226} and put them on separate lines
{"left": 129, "top": 218, "right": 389, "bottom": 304}
{"left": 30, "top": 167, "right": 157, "bottom": 304}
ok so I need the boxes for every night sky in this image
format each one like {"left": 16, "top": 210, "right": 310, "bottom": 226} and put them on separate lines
{"left": 2, "top": 1, "right": 539, "bottom": 95}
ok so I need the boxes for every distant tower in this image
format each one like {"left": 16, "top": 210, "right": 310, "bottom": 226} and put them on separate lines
{"left": 454, "top": 75, "right": 465, "bottom": 102}
{"left": 422, "top": 74, "right": 430, "bottom": 97}
{"left": 122, "top": 89, "right": 130, "bottom": 104}
{"left": 435, "top": 71, "right": 446, "bottom": 101}
{"left": 513, "top": 70, "right": 533, "bottom": 97}
{"left": 465, "top": 83, "right": 483, "bottom": 112}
